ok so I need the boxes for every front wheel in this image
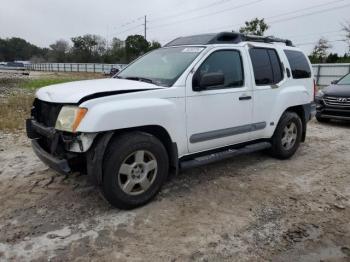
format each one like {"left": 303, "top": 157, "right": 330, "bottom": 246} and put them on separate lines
{"left": 102, "top": 132, "right": 169, "bottom": 209}
{"left": 269, "top": 111, "right": 303, "bottom": 159}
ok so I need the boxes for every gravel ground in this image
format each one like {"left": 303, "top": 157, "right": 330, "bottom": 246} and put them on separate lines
{"left": 0, "top": 120, "right": 349, "bottom": 261}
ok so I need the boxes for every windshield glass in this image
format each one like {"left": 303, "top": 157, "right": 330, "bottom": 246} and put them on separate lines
{"left": 337, "top": 73, "right": 350, "bottom": 85}
{"left": 117, "top": 46, "right": 205, "bottom": 87}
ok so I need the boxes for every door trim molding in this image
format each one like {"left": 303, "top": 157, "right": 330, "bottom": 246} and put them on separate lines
{"left": 189, "top": 122, "right": 266, "bottom": 143}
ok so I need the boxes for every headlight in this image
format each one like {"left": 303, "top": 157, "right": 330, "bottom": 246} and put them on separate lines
{"left": 316, "top": 90, "right": 324, "bottom": 97}
{"left": 55, "top": 106, "right": 88, "bottom": 132}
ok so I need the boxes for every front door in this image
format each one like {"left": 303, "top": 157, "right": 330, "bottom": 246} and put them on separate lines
{"left": 186, "top": 48, "right": 254, "bottom": 153}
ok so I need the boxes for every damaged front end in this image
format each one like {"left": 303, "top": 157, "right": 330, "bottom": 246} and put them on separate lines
{"left": 26, "top": 99, "right": 96, "bottom": 175}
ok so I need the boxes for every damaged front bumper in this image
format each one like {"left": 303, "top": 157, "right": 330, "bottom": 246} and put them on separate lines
{"left": 26, "top": 118, "right": 96, "bottom": 174}
{"left": 31, "top": 139, "right": 71, "bottom": 174}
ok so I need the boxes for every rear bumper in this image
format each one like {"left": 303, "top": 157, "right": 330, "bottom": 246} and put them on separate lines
{"left": 32, "top": 139, "right": 71, "bottom": 174}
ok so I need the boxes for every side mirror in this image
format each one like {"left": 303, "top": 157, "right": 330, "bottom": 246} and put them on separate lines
{"left": 193, "top": 72, "right": 225, "bottom": 91}
{"left": 331, "top": 80, "right": 338, "bottom": 85}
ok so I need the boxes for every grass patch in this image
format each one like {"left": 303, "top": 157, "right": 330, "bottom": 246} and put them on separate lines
{"left": 0, "top": 72, "right": 106, "bottom": 130}
{"left": 19, "top": 78, "right": 81, "bottom": 89}
{"left": 0, "top": 94, "right": 34, "bottom": 130}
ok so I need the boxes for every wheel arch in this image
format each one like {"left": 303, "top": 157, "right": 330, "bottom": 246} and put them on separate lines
{"left": 86, "top": 125, "right": 179, "bottom": 185}
{"left": 283, "top": 105, "right": 307, "bottom": 142}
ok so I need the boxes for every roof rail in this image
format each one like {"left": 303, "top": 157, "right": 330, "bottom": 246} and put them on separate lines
{"left": 241, "top": 34, "right": 294, "bottom": 46}
{"left": 165, "top": 32, "right": 294, "bottom": 47}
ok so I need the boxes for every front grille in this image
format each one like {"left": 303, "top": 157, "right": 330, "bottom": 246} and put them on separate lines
{"left": 323, "top": 96, "right": 350, "bottom": 108}
{"left": 32, "top": 99, "right": 64, "bottom": 127}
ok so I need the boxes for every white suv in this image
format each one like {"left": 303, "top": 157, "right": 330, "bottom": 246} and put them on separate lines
{"left": 27, "top": 32, "right": 316, "bottom": 209}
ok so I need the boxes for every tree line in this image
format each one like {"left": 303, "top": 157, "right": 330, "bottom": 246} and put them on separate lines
{"left": 0, "top": 34, "right": 161, "bottom": 64}
{"left": 309, "top": 37, "right": 350, "bottom": 63}
{"left": 1, "top": 18, "right": 349, "bottom": 64}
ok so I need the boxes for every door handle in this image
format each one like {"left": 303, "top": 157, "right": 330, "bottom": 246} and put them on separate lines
{"left": 239, "top": 95, "right": 252, "bottom": 101}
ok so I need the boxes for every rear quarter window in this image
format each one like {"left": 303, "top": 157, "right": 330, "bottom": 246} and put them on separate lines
{"left": 284, "top": 50, "right": 311, "bottom": 79}
{"left": 249, "top": 48, "right": 283, "bottom": 85}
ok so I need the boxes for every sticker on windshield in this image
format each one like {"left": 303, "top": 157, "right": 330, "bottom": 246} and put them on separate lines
{"left": 182, "top": 47, "right": 204, "bottom": 53}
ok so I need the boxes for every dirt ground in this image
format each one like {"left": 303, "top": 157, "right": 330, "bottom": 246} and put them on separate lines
{"left": 0, "top": 119, "right": 349, "bottom": 261}
{"left": 0, "top": 72, "right": 350, "bottom": 261}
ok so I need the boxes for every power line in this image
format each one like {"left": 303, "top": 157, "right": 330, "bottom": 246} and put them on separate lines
{"left": 284, "top": 29, "right": 343, "bottom": 39}
{"left": 112, "top": 16, "right": 144, "bottom": 35}
{"left": 206, "top": 0, "right": 350, "bottom": 33}
{"left": 119, "top": 16, "right": 144, "bottom": 28}
{"left": 149, "top": 0, "right": 263, "bottom": 30}
{"left": 148, "top": 0, "right": 347, "bottom": 33}
{"left": 267, "top": 0, "right": 346, "bottom": 21}
{"left": 149, "top": 0, "right": 234, "bottom": 23}
{"left": 269, "top": 2, "right": 350, "bottom": 24}
{"left": 157, "top": 0, "right": 349, "bottom": 36}
{"left": 115, "top": 23, "right": 144, "bottom": 35}
{"left": 296, "top": 39, "right": 347, "bottom": 46}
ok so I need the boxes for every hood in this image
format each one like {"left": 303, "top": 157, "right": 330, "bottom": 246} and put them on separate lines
{"left": 36, "top": 78, "right": 163, "bottom": 103}
{"left": 323, "top": 84, "right": 350, "bottom": 97}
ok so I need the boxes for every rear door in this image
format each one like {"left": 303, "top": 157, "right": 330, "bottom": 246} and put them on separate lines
{"left": 185, "top": 47, "right": 254, "bottom": 153}
{"left": 248, "top": 46, "right": 285, "bottom": 139}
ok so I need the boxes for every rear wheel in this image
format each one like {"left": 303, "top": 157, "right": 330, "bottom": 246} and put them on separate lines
{"left": 269, "top": 111, "right": 303, "bottom": 159}
{"left": 102, "top": 132, "right": 169, "bottom": 209}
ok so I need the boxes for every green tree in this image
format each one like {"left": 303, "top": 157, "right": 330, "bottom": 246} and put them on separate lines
{"left": 125, "top": 35, "right": 150, "bottom": 61}
{"left": 239, "top": 18, "right": 269, "bottom": 36}
{"left": 49, "top": 39, "right": 70, "bottom": 62}
{"left": 71, "top": 34, "right": 106, "bottom": 62}
{"left": 310, "top": 37, "right": 332, "bottom": 63}
{"left": 326, "top": 53, "right": 339, "bottom": 63}
{"left": 0, "top": 37, "right": 47, "bottom": 61}
{"left": 0, "top": 38, "right": 6, "bottom": 61}
{"left": 104, "top": 38, "right": 126, "bottom": 63}
{"left": 342, "top": 21, "right": 350, "bottom": 54}
{"left": 0, "top": 34, "right": 162, "bottom": 63}
{"left": 149, "top": 40, "right": 161, "bottom": 51}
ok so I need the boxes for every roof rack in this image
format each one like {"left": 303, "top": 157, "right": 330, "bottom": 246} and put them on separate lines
{"left": 242, "top": 34, "right": 293, "bottom": 46}
{"left": 165, "top": 32, "right": 294, "bottom": 47}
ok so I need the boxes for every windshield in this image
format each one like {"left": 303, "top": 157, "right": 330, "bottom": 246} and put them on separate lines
{"left": 337, "top": 73, "right": 350, "bottom": 85}
{"left": 117, "top": 46, "right": 205, "bottom": 87}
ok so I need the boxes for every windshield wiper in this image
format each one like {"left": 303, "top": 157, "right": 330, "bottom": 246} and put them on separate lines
{"left": 124, "top": 76, "right": 158, "bottom": 85}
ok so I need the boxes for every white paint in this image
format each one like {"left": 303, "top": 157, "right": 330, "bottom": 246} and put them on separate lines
{"left": 35, "top": 42, "right": 314, "bottom": 158}
{"left": 36, "top": 78, "right": 164, "bottom": 103}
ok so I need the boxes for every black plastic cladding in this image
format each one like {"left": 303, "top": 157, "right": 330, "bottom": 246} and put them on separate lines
{"left": 165, "top": 32, "right": 293, "bottom": 47}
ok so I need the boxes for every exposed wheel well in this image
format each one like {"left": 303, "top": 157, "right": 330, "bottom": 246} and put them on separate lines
{"left": 111, "top": 125, "right": 178, "bottom": 173}
{"left": 87, "top": 125, "right": 179, "bottom": 185}
{"left": 284, "top": 105, "right": 307, "bottom": 142}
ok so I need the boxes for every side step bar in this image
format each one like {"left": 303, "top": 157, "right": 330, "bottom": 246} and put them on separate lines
{"left": 180, "top": 142, "right": 271, "bottom": 170}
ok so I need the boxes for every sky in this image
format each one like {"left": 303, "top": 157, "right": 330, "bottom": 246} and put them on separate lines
{"left": 1, "top": 0, "right": 349, "bottom": 55}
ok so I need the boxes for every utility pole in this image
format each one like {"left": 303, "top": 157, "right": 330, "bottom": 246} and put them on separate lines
{"left": 144, "top": 15, "right": 147, "bottom": 40}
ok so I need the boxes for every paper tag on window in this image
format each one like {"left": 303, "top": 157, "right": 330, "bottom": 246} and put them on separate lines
{"left": 182, "top": 47, "right": 204, "bottom": 53}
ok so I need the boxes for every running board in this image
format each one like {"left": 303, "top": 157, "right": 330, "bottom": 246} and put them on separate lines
{"left": 180, "top": 142, "right": 271, "bottom": 170}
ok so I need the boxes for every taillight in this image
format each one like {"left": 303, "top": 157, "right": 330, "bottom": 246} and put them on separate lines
{"left": 313, "top": 79, "right": 318, "bottom": 101}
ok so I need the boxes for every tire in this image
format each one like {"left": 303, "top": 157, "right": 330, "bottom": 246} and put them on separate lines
{"left": 102, "top": 132, "right": 169, "bottom": 209}
{"left": 269, "top": 111, "right": 303, "bottom": 160}
{"left": 316, "top": 116, "right": 330, "bottom": 123}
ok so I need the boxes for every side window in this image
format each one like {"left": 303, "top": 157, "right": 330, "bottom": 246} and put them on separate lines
{"left": 194, "top": 50, "right": 244, "bottom": 89}
{"left": 284, "top": 50, "right": 311, "bottom": 79}
{"left": 249, "top": 48, "right": 283, "bottom": 85}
